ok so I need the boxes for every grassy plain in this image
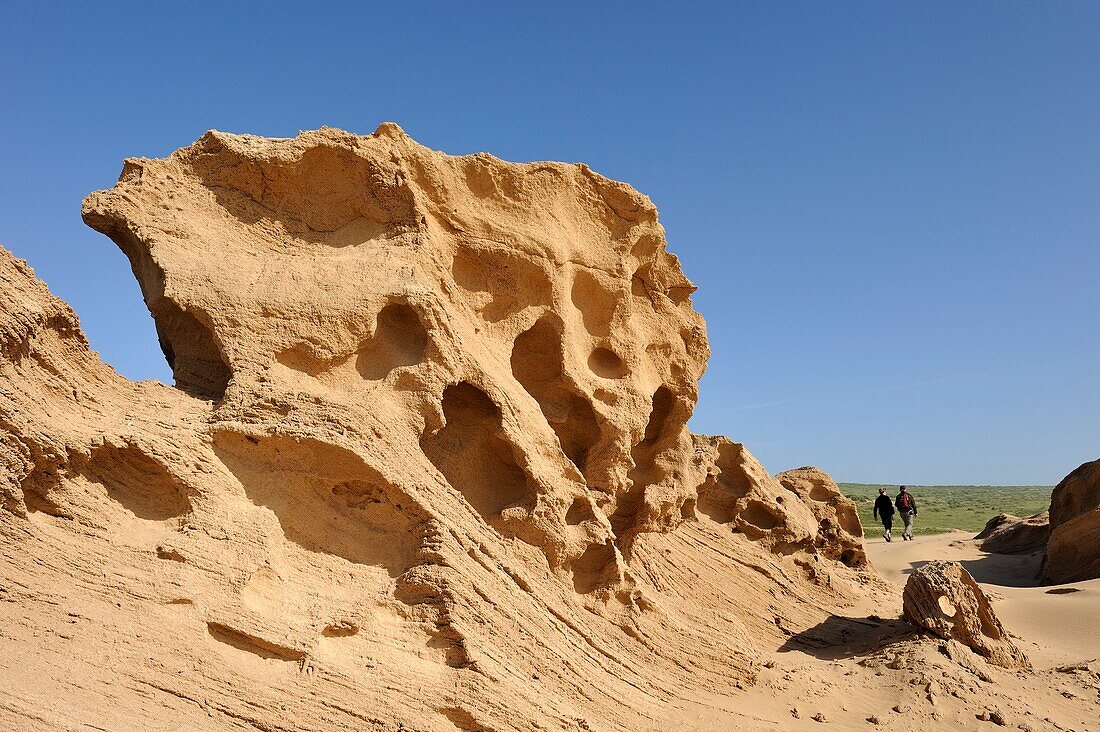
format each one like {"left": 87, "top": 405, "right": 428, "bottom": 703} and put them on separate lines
{"left": 839, "top": 483, "right": 1053, "bottom": 537}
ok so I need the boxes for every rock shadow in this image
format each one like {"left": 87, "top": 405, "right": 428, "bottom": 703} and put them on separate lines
{"left": 150, "top": 299, "right": 231, "bottom": 400}
{"left": 511, "top": 315, "right": 600, "bottom": 481}
{"left": 903, "top": 553, "right": 1042, "bottom": 588}
{"left": 778, "top": 615, "right": 914, "bottom": 661}
{"left": 79, "top": 443, "right": 192, "bottom": 521}
{"left": 420, "top": 382, "right": 537, "bottom": 525}
{"left": 356, "top": 301, "right": 429, "bottom": 380}
{"left": 206, "top": 622, "right": 306, "bottom": 662}
{"left": 213, "top": 431, "right": 422, "bottom": 577}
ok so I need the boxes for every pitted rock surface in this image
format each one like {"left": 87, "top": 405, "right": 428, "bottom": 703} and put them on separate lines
{"left": 0, "top": 125, "right": 873, "bottom": 731}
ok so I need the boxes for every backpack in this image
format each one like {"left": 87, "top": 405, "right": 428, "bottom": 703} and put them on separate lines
{"left": 898, "top": 493, "right": 912, "bottom": 511}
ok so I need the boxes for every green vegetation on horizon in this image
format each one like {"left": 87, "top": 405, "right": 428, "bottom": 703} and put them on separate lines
{"left": 839, "top": 483, "right": 1053, "bottom": 538}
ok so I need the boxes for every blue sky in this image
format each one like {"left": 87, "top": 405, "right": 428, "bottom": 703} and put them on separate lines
{"left": 1, "top": 2, "right": 1097, "bottom": 484}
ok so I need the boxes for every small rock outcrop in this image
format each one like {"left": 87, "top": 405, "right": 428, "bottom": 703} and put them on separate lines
{"left": 776, "top": 467, "right": 867, "bottom": 568}
{"left": 974, "top": 512, "right": 1050, "bottom": 555}
{"left": 1042, "top": 459, "right": 1100, "bottom": 584}
{"left": 902, "top": 560, "right": 1029, "bottom": 669}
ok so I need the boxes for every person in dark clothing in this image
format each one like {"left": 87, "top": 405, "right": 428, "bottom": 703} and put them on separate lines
{"left": 895, "top": 485, "right": 918, "bottom": 540}
{"left": 873, "top": 488, "right": 895, "bottom": 542}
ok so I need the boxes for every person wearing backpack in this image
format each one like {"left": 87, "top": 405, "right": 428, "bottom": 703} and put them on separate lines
{"left": 895, "top": 486, "right": 918, "bottom": 540}
{"left": 873, "top": 487, "right": 895, "bottom": 542}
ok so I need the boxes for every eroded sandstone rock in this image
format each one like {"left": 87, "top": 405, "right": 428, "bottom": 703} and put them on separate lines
{"left": 975, "top": 512, "right": 1050, "bottom": 555}
{"left": 1042, "top": 459, "right": 1100, "bottom": 584}
{"left": 902, "top": 560, "right": 1029, "bottom": 669}
{"left": 0, "top": 125, "right": 872, "bottom": 731}
{"left": 776, "top": 466, "right": 867, "bottom": 568}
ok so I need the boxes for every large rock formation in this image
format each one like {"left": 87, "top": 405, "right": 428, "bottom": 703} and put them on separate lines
{"left": 974, "top": 511, "right": 1050, "bottom": 555}
{"left": 0, "top": 125, "right": 872, "bottom": 731}
{"left": 1042, "top": 459, "right": 1100, "bottom": 584}
{"left": 902, "top": 561, "right": 1029, "bottom": 669}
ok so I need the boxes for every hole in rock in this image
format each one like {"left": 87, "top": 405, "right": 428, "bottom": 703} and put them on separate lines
{"left": 1045, "top": 587, "right": 1081, "bottom": 595}
{"left": 420, "top": 383, "right": 535, "bottom": 522}
{"left": 156, "top": 546, "right": 187, "bottom": 562}
{"left": 18, "top": 458, "right": 67, "bottom": 518}
{"left": 511, "top": 316, "right": 600, "bottom": 479}
{"left": 79, "top": 443, "right": 192, "bottom": 521}
{"left": 680, "top": 498, "right": 697, "bottom": 520}
{"left": 212, "top": 432, "right": 421, "bottom": 576}
{"left": 631, "top": 263, "right": 653, "bottom": 299}
{"left": 570, "top": 269, "right": 619, "bottom": 337}
{"left": 588, "top": 347, "right": 628, "bottom": 379}
{"left": 740, "top": 501, "right": 781, "bottom": 531}
{"left": 321, "top": 622, "right": 360, "bottom": 638}
{"left": 571, "top": 541, "right": 617, "bottom": 594}
{"left": 441, "top": 706, "right": 489, "bottom": 732}
{"left": 697, "top": 442, "right": 755, "bottom": 524}
{"left": 696, "top": 488, "right": 736, "bottom": 524}
{"left": 566, "top": 497, "right": 596, "bottom": 525}
{"left": 275, "top": 344, "right": 329, "bottom": 377}
{"left": 614, "top": 386, "right": 679, "bottom": 536}
{"left": 150, "top": 298, "right": 231, "bottom": 400}
{"left": 937, "top": 596, "right": 957, "bottom": 618}
{"left": 452, "top": 245, "right": 549, "bottom": 322}
{"left": 641, "top": 386, "right": 676, "bottom": 446}
{"left": 839, "top": 549, "right": 859, "bottom": 567}
{"left": 835, "top": 505, "right": 863, "bottom": 537}
{"left": 206, "top": 622, "right": 306, "bottom": 662}
{"left": 357, "top": 301, "right": 429, "bottom": 380}
{"left": 22, "top": 486, "right": 65, "bottom": 517}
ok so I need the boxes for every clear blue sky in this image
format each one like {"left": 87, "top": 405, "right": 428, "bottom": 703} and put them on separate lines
{"left": 2, "top": 2, "right": 1097, "bottom": 485}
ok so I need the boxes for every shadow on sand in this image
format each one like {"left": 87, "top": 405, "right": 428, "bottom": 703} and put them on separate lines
{"left": 900, "top": 549, "right": 1044, "bottom": 588}
{"left": 778, "top": 615, "right": 914, "bottom": 660}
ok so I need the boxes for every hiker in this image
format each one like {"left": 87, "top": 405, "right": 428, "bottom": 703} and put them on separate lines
{"left": 895, "top": 485, "right": 918, "bottom": 540}
{"left": 873, "top": 487, "right": 895, "bottom": 541}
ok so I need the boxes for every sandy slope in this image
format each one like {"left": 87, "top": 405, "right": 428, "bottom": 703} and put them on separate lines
{"left": 661, "top": 533, "right": 1100, "bottom": 731}
{"left": 867, "top": 532, "right": 1100, "bottom": 668}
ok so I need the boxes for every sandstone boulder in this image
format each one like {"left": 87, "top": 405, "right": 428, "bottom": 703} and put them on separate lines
{"left": 1042, "top": 459, "right": 1100, "bottom": 584}
{"left": 974, "top": 512, "right": 1050, "bottom": 555}
{"left": 902, "top": 560, "right": 1029, "bottom": 669}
